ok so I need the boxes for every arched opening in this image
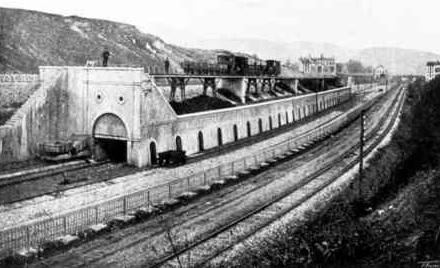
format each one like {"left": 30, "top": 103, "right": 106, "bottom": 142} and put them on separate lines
{"left": 198, "top": 131, "right": 204, "bottom": 152}
{"left": 285, "top": 111, "right": 289, "bottom": 124}
{"left": 269, "top": 116, "right": 273, "bottom": 130}
{"left": 93, "top": 113, "right": 127, "bottom": 162}
{"left": 233, "top": 124, "right": 239, "bottom": 141}
{"left": 150, "top": 141, "right": 157, "bottom": 165}
{"left": 217, "top": 128, "right": 223, "bottom": 146}
{"left": 258, "top": 118, "right": 263, "bottom": 133}
{"left": 176, "top": 136, "right": 182, "bottom": 151}
{"left": 278, "top": 113, "right": 281, "bottom": 127}
{"left": 303, "top": 106, "right": 306, "bottom": 118}
{"left": 247, "top": 121, "right": 251, "bottom": 137}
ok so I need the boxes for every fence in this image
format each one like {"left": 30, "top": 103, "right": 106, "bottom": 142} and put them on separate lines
{"left": 0, "top": 74, "right": 39, "bottom": 83}
{"left": 0, "top": 86, "right": 388, "bottom": 254}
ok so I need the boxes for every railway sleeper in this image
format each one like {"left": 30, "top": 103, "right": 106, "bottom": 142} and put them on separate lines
{"left": 5, "top": 247, "right": 39, "bottom": 265}
{"left": 195, "top": 185, "right": 211, "bottom": 193}
{"left": 211, "top": 179, "right": 227, "bottom": 189}
{"left": 156, "top": 198, "right": 181, "bottom": 211}
{"left": 134, "top": 206, "right": 160, "bottom": 220}
{"left": 274, "top": 155, "right": 284, "bottom": 160}
{"left": 260, "top": 162, "right": 270, "bottom": 168}
{"left": 81, "top": 223, "right": 110, "bottom": 240}
{"left": 108, "top": 215, "right": 137, "bottom": 228}
{"left": 224, "top": 175, "right": 239, "bottom": 181}
{"left": 249, "top": 165, "right": 261, "bottom": 173}
{"left": 267, "top": 158, "right": 278, "bottom": 164}
{"left": 283, "top": 151, "right": 293, "bottom": 157}
{"left": 237, "top": 169, "right": 252, "bottom": 178}
{"left": 177, "top": 191, "right": 198, "bottom": 201}
{"left": 56, "top": 234, "right": 80, "bottom": 247}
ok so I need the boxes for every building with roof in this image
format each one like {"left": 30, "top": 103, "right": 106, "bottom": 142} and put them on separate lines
{"left": 426, "top": 61, "right": 440, "bottom": 81}
{"left": 374, "top": 65, "right": 387, "bottom": 80}
{"left": 299, "top": 55, "right": 336, "bottom": 75}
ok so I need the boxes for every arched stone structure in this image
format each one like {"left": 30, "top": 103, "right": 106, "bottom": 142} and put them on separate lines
{"left": 93, "top": 113, "right": 128, "bottom": 140}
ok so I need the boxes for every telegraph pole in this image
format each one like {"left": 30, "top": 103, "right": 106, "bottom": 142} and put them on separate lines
{"left": 0, "top": 19, "right": 4, "bottom": 73}
{"left": 315, "top": 90, "right": 319, "bottom": 113}
{"left": 359, "top": 109, "right": 366, "bottom": 198}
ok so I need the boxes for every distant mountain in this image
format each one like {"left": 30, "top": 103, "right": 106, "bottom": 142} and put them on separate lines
{"left": 197, "top": 38, "right": 440, "bottom": 75}
{"left": 0, "top": 7, "right": 219, "bottom": 73}
{"left": 355, "top": 47, "right": 440, "bottom": 75}
{"left": 0, "top": 7, "right": 437, "bottom": 75}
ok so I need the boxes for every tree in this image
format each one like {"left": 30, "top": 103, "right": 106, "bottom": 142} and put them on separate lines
{"left": 336, "top": 63, "right": 344, "bottom": 73}
{"left": 364, "top": 66, "right": 373, "bottom": 74}
{"left": 346, "top": 59, "right": 365, "bottom": 73}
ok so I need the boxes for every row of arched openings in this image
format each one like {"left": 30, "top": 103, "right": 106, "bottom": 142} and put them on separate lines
{"left": 149, "top": 95, "right": 342, "bottom": 164}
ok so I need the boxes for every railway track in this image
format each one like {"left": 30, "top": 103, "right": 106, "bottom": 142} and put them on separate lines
{"left": 153, "top": 86, "right": 405, "bottom": 268}
{"left": 0, "top": 87, "right": 374, "bottom": 206}
{"left": 0, "top": 160, "right": 107, "bottom": 187}
{"left": 31, "top": 84, "right": 403, "bottom": 268}
{"left": 0, "top": 160, "right": 133, "bottom": 205}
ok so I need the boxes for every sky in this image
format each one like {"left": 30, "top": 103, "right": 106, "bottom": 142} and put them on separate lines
{"left": 0, "top": 0, "right": 439, "bottom": 53}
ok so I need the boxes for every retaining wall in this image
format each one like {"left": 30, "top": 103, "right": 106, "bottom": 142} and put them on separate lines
{"left": 0, "top": 74, "right": 67, "bottom": 163}
{"left": 141, "top": 86, "right": 352, "bottom": 165}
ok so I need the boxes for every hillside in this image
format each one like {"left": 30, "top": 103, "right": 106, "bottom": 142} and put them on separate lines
{"left": 0, "top": 7, "right": 218, "bottom": 73}
{"left": 197, "top": 38, "right": 440, "bottom": 75}
{"left": 0, "top": 7, "right": 438, "bottom": 75}
{"left": 355, "top": 47, "right": 440, "bottom": 75}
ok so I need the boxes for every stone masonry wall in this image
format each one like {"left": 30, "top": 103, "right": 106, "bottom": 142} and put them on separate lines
{"left": 0, "top": 74, "right": 67, "bottom": 163}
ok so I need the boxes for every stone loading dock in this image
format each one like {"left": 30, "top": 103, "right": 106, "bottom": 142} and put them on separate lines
{"left": 0, "top": 66, "right": 351, "bottom": 167}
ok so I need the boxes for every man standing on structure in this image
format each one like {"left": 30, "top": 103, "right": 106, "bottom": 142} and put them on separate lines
{"left": 102, "top": 49, "right": 110, "bottom": 67}
{"left": 164, "top": 57, "right": 170, "bottom": 74}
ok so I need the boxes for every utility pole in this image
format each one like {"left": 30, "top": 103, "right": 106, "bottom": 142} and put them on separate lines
{"left": 359, "top": 109, "right": 366, "bottom": 199}
{"left": 0, "top": 19, "right": 4, "bottom": 74}
{"left": 315, "top": 89, "right": 319, "bottom": 113}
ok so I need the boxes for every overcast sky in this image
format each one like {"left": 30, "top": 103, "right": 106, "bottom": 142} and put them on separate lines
{"left": 0, "top": 0, "right": 438, "bottom": 53}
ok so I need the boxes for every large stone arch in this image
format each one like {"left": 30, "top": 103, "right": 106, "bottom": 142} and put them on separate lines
{"left": 92, "top": 113, "right": 128, "bottom": 140}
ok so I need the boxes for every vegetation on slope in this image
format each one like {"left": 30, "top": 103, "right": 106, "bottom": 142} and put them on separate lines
{"left": 0, "top": 7, "right": 218, "bottom": 73}
{"left": 214, "top": 78, "right": 440, "bottom": 268}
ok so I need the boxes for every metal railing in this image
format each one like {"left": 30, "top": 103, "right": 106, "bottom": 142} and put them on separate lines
{"left": 0, "top": 74, "right": 39, "bottom": 83}
{"left": 0, "top": 86, "right": 392, "bottom": 254}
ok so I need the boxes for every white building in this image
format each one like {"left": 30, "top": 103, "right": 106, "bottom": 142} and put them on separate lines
{"left": 426, "top": 61, "right": 440, "bottom": 81}
{"left": 299, "top": 55, "right": 336, "bottom": 75}
{"left": 374, "top": 65, "right": 387, "bottom": 79}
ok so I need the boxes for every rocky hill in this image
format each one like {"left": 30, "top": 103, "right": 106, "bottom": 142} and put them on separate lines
{"left": 0, "top": 7, "right": 437, "bottom": 75}
{"left": 0, "top": 7, "right": 219, "bottom": 73}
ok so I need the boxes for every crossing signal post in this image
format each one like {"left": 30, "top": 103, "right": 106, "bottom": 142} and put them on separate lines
{"left": 359, "top": 109, "right": 366, "bottom": 198}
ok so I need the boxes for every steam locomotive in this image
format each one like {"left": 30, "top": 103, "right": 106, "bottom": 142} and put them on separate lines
{"left": 181, "top": 54, "right": 281, "bottom": 76}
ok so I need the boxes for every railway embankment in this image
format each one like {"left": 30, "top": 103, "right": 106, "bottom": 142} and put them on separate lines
{"left": 219, "top": 78, "right": 440, "bottom": 268}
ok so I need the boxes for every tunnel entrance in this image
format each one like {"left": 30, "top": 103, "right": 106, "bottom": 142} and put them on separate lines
{"left": 94, "top": 138, "right": 127, "bottom": 162}
{"left": 93, "top": 113, "right": 128, "bottom": 163}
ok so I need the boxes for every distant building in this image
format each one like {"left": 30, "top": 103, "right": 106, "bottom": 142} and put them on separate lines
{"left": 299, "top": 55, "right": 336, "bottom": 75}
{"left": 426, "top": 61, "right": 440, "bottom": 81}
{"left": 374, "top": 65, "right": 387, "bottom": 79}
